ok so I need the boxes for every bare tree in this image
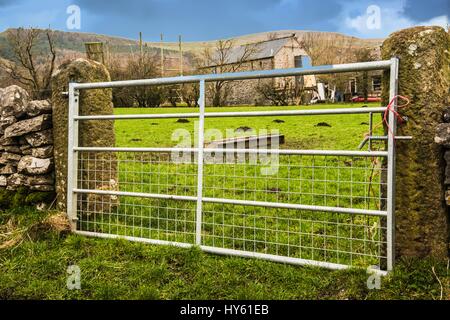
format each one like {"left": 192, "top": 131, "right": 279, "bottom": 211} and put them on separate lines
{"left": 257, "top": 78, "right": 304, "bottom": 106}
{"left": 178, "top": 55, "right": 201, "bottom": 107}
{"left": 108, "top": 54, "right": 135, "bottom": 107}
{"left": 108, "top": 50, "right": 164, "bottom": 108}
{"left": 299, "top": 32, "right": 356, "bottom": 66}
{"left": 0, "top": 28, "right": 56, "bottom": 99}
{"left": 298, "top": 33, "right": 330, "bottom": 66}
{"left": 165, "top": 85, "right": 179, "bottom": 107}
{"left": 128, "top": 50, "right": 165, "bottom": 107}
{"left": 257, "top": 80, "right": 289, "bottom": 106}
{"left": 180, "top": 83, "right": 199, "bottom": 107}
{"left": 201, "top": 40, "right": 258, "bottom": 106}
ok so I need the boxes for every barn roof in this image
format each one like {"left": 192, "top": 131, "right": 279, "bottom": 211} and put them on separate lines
{"left": 205, "top": 36, "right": 297, "bottom": 67}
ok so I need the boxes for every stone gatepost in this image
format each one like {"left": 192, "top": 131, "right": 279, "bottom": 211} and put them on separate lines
{"left": 381, "top": 26, "right": 449, "bottom": 258}
{"left": 51, "top": 58, "right": 117, "bottom": 214}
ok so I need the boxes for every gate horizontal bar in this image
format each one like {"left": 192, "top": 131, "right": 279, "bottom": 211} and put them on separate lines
{"left": 201, "top": 246, "right": 388, "bottom": 276}
{"left": 73, "top": 188, "right": 388, "bottom": 217}
{"left": 74, "top": 230, "right": 194, "bottom": 248}
{"left": 74, "top": 146, "right": 388, "bottom": 157}
{"left": 74, "top": 107, "right": 387, "bottom": 121}
{"left": 204, "top": 197, "right": 387, "bottom": 216}
{"left": 73, "top": 230, "right": 388, "bottom": 275}
{"left": 369, "top": 135, "right": 413, "bottom": 140}
{"left": 358, "top": 135, "right": 413, "bottom": 149}
{"left": 74, "top": 188, "right": 197, "bottom": 202}
{"left": 72, "top": 60, "right": 392, "bottom": 90}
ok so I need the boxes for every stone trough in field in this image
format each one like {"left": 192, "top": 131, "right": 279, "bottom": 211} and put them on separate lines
{"left": 205, "top": 134, "right": 285, "bottom": 150}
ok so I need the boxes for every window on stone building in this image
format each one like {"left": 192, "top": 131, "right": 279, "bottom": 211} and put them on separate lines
{"left": 372, "top": 75, "right": 382, "bottom": 92}
{"left": 294, "top": 56, "right": 303, "bottom": 68}
{"left": 349, "top": 78, "right": 357, "bottom": 95}
{"left": 294, "top": 56, "right": 304, "bottom": 86}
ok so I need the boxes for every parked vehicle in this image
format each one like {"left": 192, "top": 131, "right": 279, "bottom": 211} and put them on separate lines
{"left": 351, "top": 96, "right": 382, "bottom": 103}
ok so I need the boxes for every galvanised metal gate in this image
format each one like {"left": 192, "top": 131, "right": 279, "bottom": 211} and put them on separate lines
{"left": 67, "top": 58, "right": 399, "bottom": 274}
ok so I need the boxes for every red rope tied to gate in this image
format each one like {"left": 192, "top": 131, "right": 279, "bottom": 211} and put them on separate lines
{"left": 365, "top": 95, "right": 410, "bottom": 140}
{"left": 383, "top": 95, "right": 410, "bottom": 138}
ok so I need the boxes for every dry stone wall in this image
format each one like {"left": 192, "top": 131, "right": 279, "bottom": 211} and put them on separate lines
{"left": 0, "top": 85, "right": 55, "bottom": 201}
{"left": 1, "top": 58, "right": 117, "bottom": 212}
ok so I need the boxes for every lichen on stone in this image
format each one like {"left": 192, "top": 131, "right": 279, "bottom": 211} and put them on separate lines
{"left": 51, "top": 58, "right": 118, "bottom": 212}
{"left": 381, "top": 26, "right": 450, "bottom": 259}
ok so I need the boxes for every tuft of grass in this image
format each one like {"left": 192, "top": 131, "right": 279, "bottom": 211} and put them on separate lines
{"left": 0, "top": 208, "right": 70, "bottom": 250}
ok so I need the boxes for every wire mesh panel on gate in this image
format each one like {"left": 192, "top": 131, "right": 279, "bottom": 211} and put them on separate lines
{"left": 68, "top": 59, "right": 398, "bottom": 272}
{"left": 76, "top": 150, "right": 388, "bottom": 269}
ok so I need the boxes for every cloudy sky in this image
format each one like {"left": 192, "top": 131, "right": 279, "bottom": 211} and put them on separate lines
{"left": 0, "top": 0, "right": 448, "bottom": 41}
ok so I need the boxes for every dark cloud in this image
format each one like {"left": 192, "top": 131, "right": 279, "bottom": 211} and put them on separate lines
{"left": 74, "top": 0, "right": 280, "bottom": 19}
{"left": 72, "top": 0, "right": 343, "bottom": 41}
{"left": 0, "top": 0, "right": 20, "bottom": 6}
{"left": 403, "top": 0, "right": 449, "bottom": 21}
{"left": 3, "top": 0, "right": 447, "bottom": 40}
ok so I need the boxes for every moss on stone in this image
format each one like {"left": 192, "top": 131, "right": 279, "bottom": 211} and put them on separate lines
{"left": 381, "top": 26, "right": 450, "bottom": 258}
{"left": 0, "top": 189, "right": 12, "bottom": 208}
{"left": 24, "top": 191, "right": 55, "bottom": 205}
{"left": 11, "top": 186, "right": 28, "bottom": 208}
{"left": 0, "top": 187, "right": 55, "bottom": 210}
{"left": 51, "top": 58, "right": 117, "bottom": 211}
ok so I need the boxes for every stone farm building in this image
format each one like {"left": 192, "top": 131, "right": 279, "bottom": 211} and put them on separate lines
{"left": 202, "top": 35, "right": 316, "bottom": 106}
{"left": 201, "top": 35, "right": 383, "bottom": 105}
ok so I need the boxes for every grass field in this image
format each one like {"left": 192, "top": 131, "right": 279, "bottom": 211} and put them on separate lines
{"left": 76, "top": 103, "right": 388, "bottom": 270}
{"left": 112, "top": 103, "right": 381, "bottom": 150}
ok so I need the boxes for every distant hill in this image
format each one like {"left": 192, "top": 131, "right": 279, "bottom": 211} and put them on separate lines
{"left": 0, "top": 28, "right": 384, "bottom": 73}
{"left": 0, "top": 28, "right": 165, "bottom": 60}
{"left": 0, "top": 28, "right": 190, "bottom": 74}
{"left": 148, "top": 30, "right": 383, "bottom": 53}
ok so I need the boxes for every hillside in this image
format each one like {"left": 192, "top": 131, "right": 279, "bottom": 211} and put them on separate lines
{"left": 0, "top": 28, "right": 383, "bottom": 57}
{"left": 0, "top": 29, "right": 167, "bottom": 60}
{"left": 0, "top": 28, "right": 384, "bottom": 77}
{"left": 0, "top": 28, "right": 191, "bottom": 74}
{"left": 148, "top": 30, "right": 383, "bottom": 53}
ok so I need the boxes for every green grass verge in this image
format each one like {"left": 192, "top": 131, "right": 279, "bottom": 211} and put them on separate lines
{"left": 0, "top": 208, "right": 448, "bottom": 300}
